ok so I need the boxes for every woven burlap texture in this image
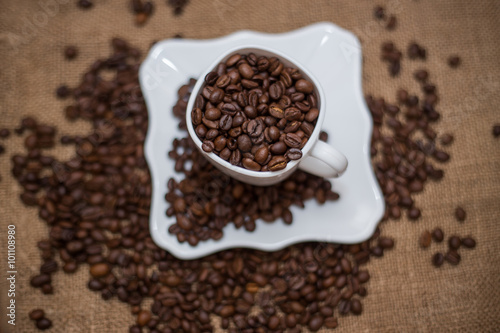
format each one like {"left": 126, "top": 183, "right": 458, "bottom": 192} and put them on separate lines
{"left": 1, "top": 0, "right": 499, "bottom": 332}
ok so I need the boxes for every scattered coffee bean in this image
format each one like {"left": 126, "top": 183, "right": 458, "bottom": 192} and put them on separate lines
{"left": 444, "top": 251, "right": 461, "bottom": 265}
{"left": 168, "top": 0, "right": 189, "bottom": 16}
{"left": 374, "top": 6, "right": 385, "bottom": 19}
{"left": 64, "top": 46, "right": 78, "bottom": 60}
{"left": 461, "top": 237, "right": 476, "bottom": 249}
{"left": 440, "top": 133, "right": 454, "bottom": 146}
{"left": 432, "top": 252, "right": 444, "bottom": 267}
{"left": 77, "top": 0, "right": 93, "bottom": 9}
{"left": 493, "top": 124, "right": 500, "bottom": 138}
{"left": 431, "top": 228, "right": 444, "bottom": 242}
{"left": 36, "top": 317, "right": 52, "bottom": 330}
{"left": 448, "top": 236, "right": 461, "bottom": 250}
{"left": 455, "top": 207, "right": 466, "bottom": 221}
{"left": 0, "top": 128, "right": 11, "bottom": 138}
{"left": 447, "top": 55, "right": 461, "bottom": 68}
{"left": 56, "top": 85, "right": 70, "bottom": 99}
{"left": 29, "top": 309, "right": 45, "bottom": 321}
{"left": 419, "top": 230, "right": 432, "bottom": 248}
{"left": 407, "top": 42, "right": 426, "bottom": 60}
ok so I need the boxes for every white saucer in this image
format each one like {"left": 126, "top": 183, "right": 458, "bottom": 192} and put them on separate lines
{"left": 139, "top": 22, "right": 385, "bottom": 260}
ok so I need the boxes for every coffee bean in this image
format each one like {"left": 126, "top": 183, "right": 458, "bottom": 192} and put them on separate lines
{"left": 350, "top": 299, "right": 363, "bottom": 315}
{"left": 444, "top": 251, "right": 461, "bottom": 265}
{"left": 36, "top": 317, "right": 52, "bottom": 330}
{"left": 202, "top": 141, "right": 215, "bottom": 153}
{"left": 432, "top": 228, "right": 444, "bottom": 242}
{"left": 137, "top": 310, "right": 151, "bottom": 326}
{"left": 242, "top": 158, "right": 261, "bottom": 171}
{"left": 238, "top": 63, "right": 254, "bottom": 80}
{"left": 295, "top": 79, "right": 314, "bottom": 94}
{"left": 31, "top": 274, "right": 51, "bottom": 287}
{"left": 0, "top": 128, "right": 10, "bottom": 138}
{"left": 285, "top": 148, "right": 302, "bottom": 161}
{"left": 56, "top": 85, "right": 71, "bottom": 99}
{"left": 440, "top": 133, "right": 454, "bottom": 146}
{"left": 374, "top": 5, "right": 385, "bottom": 19}
{"left": 448, "top": 56, "right": 461, "bottom": 68}
{"left": 268, "top": 156, "right": 287, "bottom": 171}
{"left": 461, "top": 237, "right": 476, "bottom": 249}
{"left": 64, "top": 46, "right": 78, "bottom": 60}
{"left": 90, "top": 263, "right": 110, "bottom": 277}
{"left": 414, "top": 69, "right": 429, "bottom": 82}
{"left": 308, "top": 315, "right": 324, "bottom": 331}
{"left": 419, "top": 230, "right": 432, "bottom": 248}
{"left": 455, "top": 207, "right": 466, "bottom": 221}
{"left": 254, "top": 146, "right": 269, "bottom": 165}
{"left": 284, "top": 133, "right": 302, "bottom": 148}
{"left": 448, "top": 236, "right": 461, "bottom": 250}
{"left": 432, "top": 252, "right": 444, "bottom": 267}
{"left": 29, "top": 309, "right": 45, "bottom": 321}
{"left": 408, "top": 207, "right": 421, "bottom": 220}
{"left": 77, "top": 0, "right": 93, "bottom": 9}
{"left": 378, "top": 237, "right": 394, "bottom": 249}
{"left": 493, "top": 124, "right": 500, "bottom": 137}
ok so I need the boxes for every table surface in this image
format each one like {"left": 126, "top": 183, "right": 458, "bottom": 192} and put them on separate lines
{"left": 0, "top": 0, "right": 499, "bottom": 332}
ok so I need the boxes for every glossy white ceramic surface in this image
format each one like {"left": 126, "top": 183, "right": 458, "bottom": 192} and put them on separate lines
{"left": 139, "top": 22, "right": 384, "bottom": 260}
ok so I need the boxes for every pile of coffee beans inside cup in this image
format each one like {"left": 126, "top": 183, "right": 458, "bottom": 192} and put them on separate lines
{"left": 191, "top": 52, "right": 320, "bottom": 172}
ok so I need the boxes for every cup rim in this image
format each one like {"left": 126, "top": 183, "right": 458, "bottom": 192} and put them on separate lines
{"left": 186, "top": 44, "right": 327, "bottom": 179}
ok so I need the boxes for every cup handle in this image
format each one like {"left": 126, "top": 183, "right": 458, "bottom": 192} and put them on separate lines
{"left": 298, "top": 141, "right": 348, "bottom": 178}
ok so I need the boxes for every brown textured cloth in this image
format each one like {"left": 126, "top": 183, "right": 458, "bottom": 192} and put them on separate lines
{"left": 1, "top": 0, "right": 499, "bottom": 332}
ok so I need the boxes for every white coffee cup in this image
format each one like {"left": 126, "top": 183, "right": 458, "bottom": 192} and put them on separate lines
{"left": 186, "top": 46, "right": 347, "bottom": 186}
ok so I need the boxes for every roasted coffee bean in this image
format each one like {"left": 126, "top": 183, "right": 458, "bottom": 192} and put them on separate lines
{"left": 285, "top": 148, "right": 302, "bottom": 161}
{"left": 378, "top": 237, "right": 394, "bottom": 249}
{"left": 202, "top": 141, "right": 215, "bottom": 153}
{"left": 64, "top": 45, "right": 78, "bottom": 60}
{"left": 493, "top": 124, "right": 500, "bottom": 137}
{"left": 408, "top": 207, "right": 421, "bottom": 220}
{"left": 455, "top": 207, "right": 466, "bottom": 221}
{"left": 205, "top": 108, "right": 221, "bottom": 121}
{"left": 447, "top": 55, "right": 461, "bottom": 68}
{"left": 440, "top": 133, "right": 454, "bottom": 145}
{"left": 90, "top": 263, "right": 110, "bottom": 277}
{"left": 238, "top": 63, "right": 254, "bottom": 80}
{"left": 448, "top": 236, "right": 461, "bottom": 250}
{"left": 414, "top": 69, "right": 429, "bottom": 82}
{"left": 461, "top": 237, "right": 476, "bottom": 249}
{"left": 268, "top": 156, "right": 287, "bottom": 171}
{"left": 419, "top": 230, "right": 432, "bottom": 248}
{"left": 31, "top": 274, "right": 51, "bottom": 287}
{"left": 295, "top": 79, "right": 314, "bottom": 94}
{"left": 444, "top": 251, "right": 461, "bottom": 265}
{"left": 0, "top": 128, "right": 10, "bottom": 138}
{"left": 242, "top": 158, "right": 261, "bottom": 171}
{"left": 284, "top": 133, "right": 302, "bottom": 148}
{"left": 432, "top": 228, "right": 444, "bottom": 242}
{"left": 36, "top": 317, "right": 53, "bottom": 330}
{"left": 137, "top": 310, "right": 152, "bottom": 327}
{"left": 29, "top": 309, "right": 45, "bottom": 321}
{"left": 77, "top": 0, "right": 93, "bottom": 9}
{"left": 269, "top": 105, "right": 284, "bottom": 119}
{"left": 432, "top": 252, "right": 444, "bottom": 267}
{"left": 254, "top": 146, "right": 269, "bottom": 165}
{"left": 374, "top": 5, "right": 385, "bottom": 19}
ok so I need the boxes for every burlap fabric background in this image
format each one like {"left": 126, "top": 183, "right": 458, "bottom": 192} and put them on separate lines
{"left": 1, "top": 0, "right": 499, "bottom": 332}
